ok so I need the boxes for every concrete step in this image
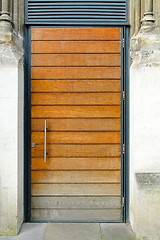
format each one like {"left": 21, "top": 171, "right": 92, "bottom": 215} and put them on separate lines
{"left": 0, "top": 223, "right": 135, "bottom": 240}
{"left": 100, "top": 223, "right": 135, "bottom": 240}
{"left": 44, "top": 223, "right": 135, "bottom": 240}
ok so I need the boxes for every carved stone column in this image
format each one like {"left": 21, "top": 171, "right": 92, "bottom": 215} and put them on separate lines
{"left": 141, "top": 0, "right": 155, "bottom": 32}
{"left": 135, "top": 0, "right": 141, "bottom": 34}
{"left": 0, "top": 0, "right": 13, "bottom": 42}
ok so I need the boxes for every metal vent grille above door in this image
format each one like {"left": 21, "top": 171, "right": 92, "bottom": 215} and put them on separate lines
{"left": 26, "top": 0, "right": 129, "bottom": 25}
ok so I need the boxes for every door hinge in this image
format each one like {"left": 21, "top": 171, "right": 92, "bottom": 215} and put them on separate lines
{"left": 123, "top": 91, "right": 125, "bottom": 101}
{"left": 122, "top": 197, "right": 125, "bottom": 207}
{"left": 123, "top": 38, "right": 125, "bottom": 48}
{"left": 31, "top": 143, "right": 36, "bottom": 148}
{"left": 123, "top": 144, "right": 125, "bottom": 154}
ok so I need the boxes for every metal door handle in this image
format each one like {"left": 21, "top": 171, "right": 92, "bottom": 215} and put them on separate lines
{"left": 44, "top": 120, "right": 47, "bottom": 163}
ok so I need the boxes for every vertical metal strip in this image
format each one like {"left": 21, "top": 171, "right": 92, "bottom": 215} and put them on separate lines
{"left": 28, "top": 27, "right": 32, "bottom": 221}
{"left": 120, "top": 26, "right": 125, "bottom": 222}
{"left": 24, "top": 26, "right": 32, "bottom": 221}
{"left": 124, "top": 26, "right": 130, "bottom": 222}
{"left": 122, "top": 26, "right": 126, "bottom": 222}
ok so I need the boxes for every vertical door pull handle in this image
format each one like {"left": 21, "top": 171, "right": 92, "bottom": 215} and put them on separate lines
{"left": 44, "top": 120, "right": 47, "bottom": 163}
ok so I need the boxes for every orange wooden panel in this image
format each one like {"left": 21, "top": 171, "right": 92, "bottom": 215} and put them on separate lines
{"left": 31, "top": 170, "right": 121, "bottom": 183}
{"left": 31, "top": 93, "right": 121, "bottom": 105}
{"left": 32, "top": 67, "right": 121, "bottom": 80}
{"left": 31, "top": 106, "right": 121, "bottom": 118}
{"left": 31, "top": 119, "right": 121, "bottom": 132}
{"left": 31, "top": 28, "right": 121, "bottom": 41}
{"left": 32, "top": 41, "right": 121, "bottom": 54}
{"left": 31, "top": 157, "right": 121, "bottom": 170}
{"left": 31, "top": 132, "right": 121, "bottom": 144}
{"left": 31, "top": 80, "right": 121, "bottom": 93}
{"left": 31, "top": 144, "right": 121, "bottom": 158}
{"left": 31, "top": 183, "right": 121, "bottom": 196}
{"left": 31, "top": 54, "right": 121, "bottom": 67}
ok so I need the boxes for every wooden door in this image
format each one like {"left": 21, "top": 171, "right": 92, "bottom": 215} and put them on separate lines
{"left": 31, "top": 28, "right": 122, "bottom": 221}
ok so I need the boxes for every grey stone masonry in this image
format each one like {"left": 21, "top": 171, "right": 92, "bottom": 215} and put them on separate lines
{"left": 130, "top": 0, "right": 160, "bottom": 36}
{"left": 0, "top": 0, "right": 24, "bottom": 49}
{"left": 0, "top": 0, "right": 13, "bottom": 42}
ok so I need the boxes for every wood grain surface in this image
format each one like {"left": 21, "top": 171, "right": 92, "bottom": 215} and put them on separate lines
{"left": 31, "top": 196, "right": 121, "bottom": 209}
{"left": 31, "top": 118, "right": 121, "bottom": 131}
{"left": 31, "top": 158, "right": 121, "bottom": 170}
{"left": 31, "top": 106, "right": 121, "bottom": 118}
{"left": 31, "top": 209, "right": 121, "bottom": 221}
{"left": 31, "top": 144, "right": 121, "bottom": 158}
{"left": 31, "top": 132, "right": 121, "bottom": 144}
{"left": 31, "top": 28, "right": 121, "bottom": 41}
{"left": 32, "top": 66, "right": 121, "bottom": 79}
{"left": 32, "top": 41, "right": 121, "bottom": 54}
{"left": 31, "top": 80, "right": 121, "bottom": 93}
{"left": 32, "top": 54, "right": 121, "bottom": 66}
{"left": 31, "top": 183, "right": 121, "bottom": 196}
{"left": 31, "top": 170, "right": 121, "bottom": 183}
{"left": 31, "top": 93, "right": 121, "bottom": 105}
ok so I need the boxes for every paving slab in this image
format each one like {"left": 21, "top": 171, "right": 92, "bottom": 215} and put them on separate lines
{"left": 0, "top": 223, "right": 47, "bottom": 240}
{"left": 44, "top": 223, "right": 101, "bottom": 240}
{"left": 100, "top": 223, "right": 135, "bottom": 240}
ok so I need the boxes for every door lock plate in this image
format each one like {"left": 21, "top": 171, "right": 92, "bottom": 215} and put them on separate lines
{"left": 31, "top": 143, "right": 36, "bottom": 148}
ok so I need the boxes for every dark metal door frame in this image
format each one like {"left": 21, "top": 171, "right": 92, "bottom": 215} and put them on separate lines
{"left": 24, "top": 25, "right": 129, "bottom": 223}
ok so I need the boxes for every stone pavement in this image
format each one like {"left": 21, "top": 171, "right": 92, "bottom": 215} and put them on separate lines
{"left": 0, "top": 223, "right": 135, "bottom": 240}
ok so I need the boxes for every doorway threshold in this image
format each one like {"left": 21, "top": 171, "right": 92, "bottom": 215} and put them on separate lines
{"left": 0, "top": 223, "right": 135, "bottom": 240}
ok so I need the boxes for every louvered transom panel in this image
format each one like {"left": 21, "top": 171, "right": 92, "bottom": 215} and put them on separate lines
{"left": 26, "top": 0, "right": 128, "bottom": 25}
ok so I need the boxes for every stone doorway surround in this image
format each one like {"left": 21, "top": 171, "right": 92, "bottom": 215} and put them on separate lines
{"left": 0, "top": 0, "right": 160, "bottom": 239}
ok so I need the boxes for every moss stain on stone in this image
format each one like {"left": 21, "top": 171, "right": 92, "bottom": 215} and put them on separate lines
{"left": 0, "top": 225, "right": 17, "bottom": 236}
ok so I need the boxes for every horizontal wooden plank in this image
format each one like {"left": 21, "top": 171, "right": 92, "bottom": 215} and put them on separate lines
{"left": 31, "top": 144, "right": 121, "bottom": 158}
{"left": 32, "top": 67, "right": 121, "bottom": 79}
{"left": 31, "top": 93, "right": 121, "bottom": 106}
{"left": 31, "top": 106, "right": 121, "bottom": 118}
{"left": 31, "top": 28, "right": 121, "bottom": 41}
{"left": 31, "top": 209, "right": 121, "bottom": 221}
{"left": 31, "top": 196, "right": 121, "bottom": 209}
{"left": 31, "top": 170, "right": 121, "bottom": 184}
{"left": 31, "top": 158, "right": 121, "bottom": 170}
{"left": 31, "top": 80, "right": 121, "bottom": 93}
{"left": 31, "top": 54, "right": 121, "bottom": 67}
{"left": 31, "top": 119, "right": 121, "bottom": 132}
{"left": 32, "top": 41, "right": 121, "bottom": 54}
{"left": 31, "top": 183, "right": 121, "bottom": 196}
{"left": 31, "top": 132, "right": 121, "bottom": 144}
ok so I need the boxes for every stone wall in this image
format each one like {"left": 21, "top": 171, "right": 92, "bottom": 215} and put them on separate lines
{"left": 0, "top": 0, "right": 24, "bottom": 235}
{"left": 130, "top": 0, "right": 160, "bottom": 239}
